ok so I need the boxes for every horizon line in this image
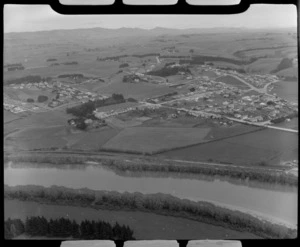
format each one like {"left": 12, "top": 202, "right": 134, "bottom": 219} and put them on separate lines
{"left": 4, "top": 25, "right": 297, "bottom": 34}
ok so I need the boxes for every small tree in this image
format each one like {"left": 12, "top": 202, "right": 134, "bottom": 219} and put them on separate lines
{"left": 189, "top": 49, "right": 194, "bottom": 59}
{"left": 27, "top": 98, "right": 34, "bottom": 103}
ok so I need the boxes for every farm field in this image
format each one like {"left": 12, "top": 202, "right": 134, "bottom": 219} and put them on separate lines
{"left": 202, "top": 124, "right": 261, "bottom": 141}
{"left": 4, "top": 110, "right": 69, "bottom": 135}
{"left": 4, "top": 199, "right": 259, "bottom": 239}
{"left": 215, "top": 75, "right": 250, "bottom": 89}
{"left": 68, "top": 127, "right": 121, "bottom": 150}
{"left": 4, "top": 123, "right": 120, "bottom": 151}
{"left": 102, "top": 127, "right": 211, "bottom": 154}
{"left": 4, "top": 126, "right": 68, "bottom": 151}
{"left": 4, "top": 61, "right": 121, "bottom": 82}
{"left": 158, "top": 128, "right": 298, "bottom": 166}
{"left": 95, "top": 79, "right": 176, "bottom": 100}
{"left": 3, "top": 110, "right": 23, "bottom": 123}
{"left": 140, "top": 116, "right": 204, "bottom": 128}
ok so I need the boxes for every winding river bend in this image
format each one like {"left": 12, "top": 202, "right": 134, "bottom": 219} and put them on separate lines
{"left": 4, "top": 162, "right": 297, "bottom": 228}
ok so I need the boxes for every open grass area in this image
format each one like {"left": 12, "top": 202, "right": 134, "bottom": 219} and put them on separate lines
{"left": 102, "top": 127, "right": 211, "bottom": 154}
{"left": 201, "top": 70, "right": 218, "bottom": 78}
{"left": 5, "top": 199, "right": 258, "bottom": 239}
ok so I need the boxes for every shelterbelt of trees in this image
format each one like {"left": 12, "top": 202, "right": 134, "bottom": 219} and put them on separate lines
{"left": 4, "top": 185, "right": 296, "bottom": 239}
{"left": 146, "top": 65, "right": 191, "bottom": 77}
{"left": 5, "top": 216, "right": 134, "bottom": 240}
{"left": 5, "top": 75, "right": 52, "bottom": 85}
{"left": 66, "top": 93, "right": 125, "bottom": 119}
{"left": 4, "top": 154, "right": 297, "bottom": 187}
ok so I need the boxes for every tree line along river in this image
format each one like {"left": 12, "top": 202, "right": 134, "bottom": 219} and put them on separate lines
{"left": 4, "top": 162, "right": 297, "bottom": 228}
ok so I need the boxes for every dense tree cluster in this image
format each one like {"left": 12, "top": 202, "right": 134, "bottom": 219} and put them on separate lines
{"left": 7, "top": 66, "right": 25, "bottom": 71}
{"left": 119, "top": 63, "right": 129, "bottom": 68}
{"left": 123, "top": 74, "right": 147, "bottom": 83}
{"left": 27, "top": 98, "right": 35, "bottom": 103}
{"left": 66, "top": 93, "right": 125, "bottom": 118}
{"left": 58, "top": 74, "right": 84, "bottom": 79}
{"left": 127, "top": 98, "right": 138, "bottom": 103}
{"left": 5, "top": 75, "right": 52, "bottom": 85}
{"left": 5, "top": 63, "right": 25, "bottom": 71}
{"left": 147, "top": 66, "right": 191, "bottom": 77}
{"left": 4, "top": 185, "right": 296, "bottom": 239}
{"left": 4, "top": 63, "right": 23, "bottom": 68}
{"left": 5, "top": 218, "right": 25, "bottom": 239}
{"left": 4, "top": 216, "right": 134, "bottom": 240}
{"left": 37, "top": 95, "right": 49, "bottom": 103}
{"left": 61, "top": 61, "right": 78, "bottom": 65}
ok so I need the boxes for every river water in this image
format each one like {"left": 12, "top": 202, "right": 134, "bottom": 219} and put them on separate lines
{"left": 4, "top": 162, "right": 297, "bottom": 227}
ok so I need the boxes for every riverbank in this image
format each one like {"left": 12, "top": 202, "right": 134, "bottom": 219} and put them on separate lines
{"left": 4, "top": 185, "right": 297, "bottom": 239}
{"left": 5, "top": 199, "right": 259, "bottom": 239}
{"left": 4, "top": 152, "right": 297, "bottom": 187}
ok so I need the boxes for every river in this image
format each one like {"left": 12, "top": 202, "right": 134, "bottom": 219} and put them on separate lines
{"left": 270, "top": 80, "right": 298, "bottom": 130}
{"left": 4, "top": 162, "right": 297, "bottom": 227}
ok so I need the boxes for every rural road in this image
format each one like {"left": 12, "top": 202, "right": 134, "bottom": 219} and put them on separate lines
{"left": 225, "top": 116, "right": 298, "bottom": 133}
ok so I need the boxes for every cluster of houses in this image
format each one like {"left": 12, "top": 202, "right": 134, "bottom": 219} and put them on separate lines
{"left": 160, "top": 72, "right": 296, "bottom": 124}
{"left": 9, "top": 81, "right": 53, "bottom": 90}
{"left": 234, "top": 73, "right": 279, "bottom": 89}
{"left": 4, "top": 96, "right": 39, "bottom": 114}
{"left": 200, "top": 65, "right": 279, "bottom": 89}
{"left": 68, "top": 118, "right": 107, "bottom": 129}
{"left": 48, "top": 82, "right": 108, "bottom": 108}
{"left": 4, "top": 102, "right": 26, "bottom": 114}
{"left": 202, "top": 91, "right": 297, "bottom": 122}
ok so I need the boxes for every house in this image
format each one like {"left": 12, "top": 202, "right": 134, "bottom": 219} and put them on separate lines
{"left": 84, "top": 119, "right": 93, "bottom": 124}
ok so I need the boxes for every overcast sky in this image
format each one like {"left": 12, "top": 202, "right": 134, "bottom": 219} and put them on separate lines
{"left": 4, "top": 4, "right": 297, "bottom": 33}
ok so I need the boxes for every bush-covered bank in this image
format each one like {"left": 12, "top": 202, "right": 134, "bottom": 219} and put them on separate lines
{"left": 5, "top": 216, "right": 134, "bottom": 240}
{"left": 4, "top": 153, "right": 297, "bottom": 187}
{"left": 4, "top": 185, "right": 296, "bottom": 239}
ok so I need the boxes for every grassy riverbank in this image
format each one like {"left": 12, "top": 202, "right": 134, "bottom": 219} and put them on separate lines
{"left": 4, "top": 152, "right": 298, "bottom": 187}
{"left": 4, "top": 185, "right": 297, "bottom": 239}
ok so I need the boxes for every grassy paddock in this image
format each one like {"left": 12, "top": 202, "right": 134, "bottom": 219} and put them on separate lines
{"left": 4, "top": 185, "right": 297, "bottom": 239}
